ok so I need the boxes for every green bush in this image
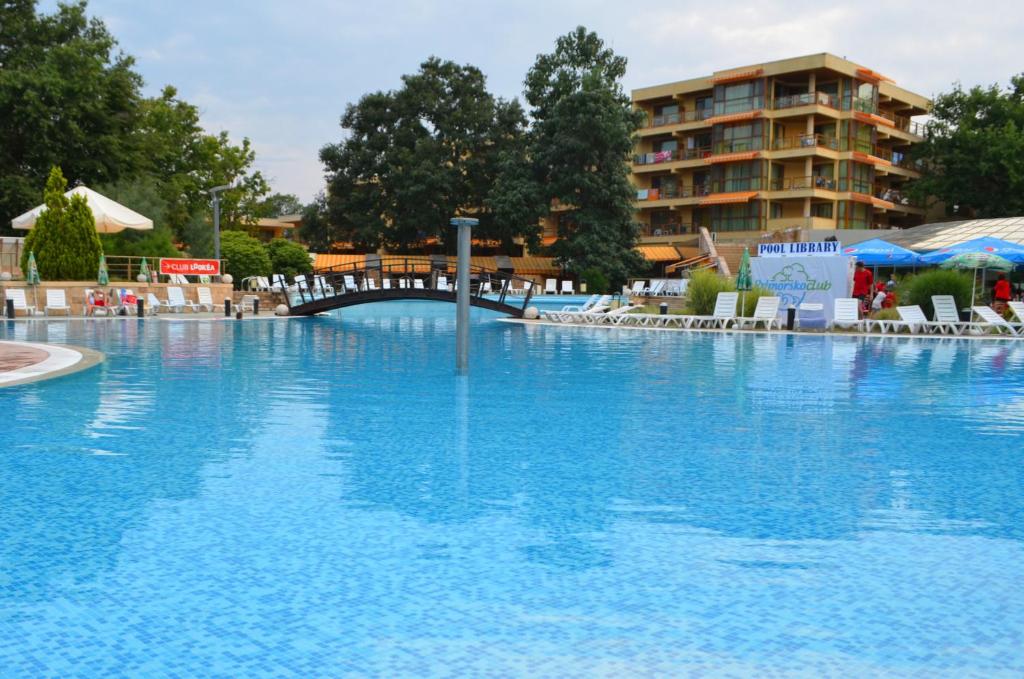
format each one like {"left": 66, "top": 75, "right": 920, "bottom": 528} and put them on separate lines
{"left": 579, "top": 267, "right": 609, "bottom": 294}
{"left": 22, "top": 167, "right": 103, "bottom": 280}
{"left": 870, "top": 307, "right": 901, "bottom": 321}
{"left": 266, "top": 238, "right": 312, "bottom": 280}
{"left": 685, "top": 269, "right": 733, "bottom": 315}
{"left": 904, "top": 269, "right": 974, "bottom": 318}
{"left": 221, "top": 230, "right": 271, "bottom": 288}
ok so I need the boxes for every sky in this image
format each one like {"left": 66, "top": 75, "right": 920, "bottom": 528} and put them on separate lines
{"left": 44, "top": 0, "right": 1024, "bottom": 203}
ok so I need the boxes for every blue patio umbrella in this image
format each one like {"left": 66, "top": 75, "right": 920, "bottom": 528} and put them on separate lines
{"left": 841, "top": 238, "right": 923, "bottom": 266}
{"left": 919, "top": 237, "right": 1024, "bottom": 265}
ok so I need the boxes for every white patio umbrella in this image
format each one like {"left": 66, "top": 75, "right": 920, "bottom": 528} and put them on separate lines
{"left": 11, "top": 185, "right": 153, "bottom": 234}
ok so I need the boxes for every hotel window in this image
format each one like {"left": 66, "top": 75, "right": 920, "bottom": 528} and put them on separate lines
{"left": 711, "top": 202, "right": 761, "bottom": 232}
{"left": 653, "top": 103, "right": 680, "bottom": 126}
{"left": 715, "top": 120, "right": 764, "bottom": 153}
{"left": 654, "top": 138, "right": 678, "bottom": 153}
{"left": 716, "top": 161, "right": 762, "bottom": 192}
{"left": 695, "top": 96, "right": 713, "bottom": 119}
{"left": 651, "top": 174, "right": 679, "bottom": 198}
{"left": 714, "top": 80, "right": 764, "bottom": 115}
{"left": 649, "top": 210, "right": 678, "bottom": 235}
{"left": 810, "top": 202, "right": 834, "bottom": 219}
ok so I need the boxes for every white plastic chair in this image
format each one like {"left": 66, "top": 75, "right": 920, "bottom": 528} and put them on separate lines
{"left": 560, "top": 280, "right": 574, "bottom": 295}
{"left": 544, "top": 279, "right": 557, "bottom": 294}
{"left": 5, "top": 288, "right": 37, "bottom": 316}
{"left": 735, "top": 296, "right": 781, "bottom": 330}
{"left": 832, "top": 298, "right": 865, "bottom": 332}
{"left": 196, "top": 287, "right": 222, "bottom": 312}
{"left": 44, "top": 289, "right": 71, "bottom": 316}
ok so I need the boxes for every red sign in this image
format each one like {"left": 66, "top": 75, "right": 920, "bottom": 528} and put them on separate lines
{"left": 159, "top": 258, "right": 220, "bottom": 276}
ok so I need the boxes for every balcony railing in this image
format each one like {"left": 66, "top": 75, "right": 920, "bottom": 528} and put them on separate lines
{"left": 848, "top": 96, "right": 877, "bottom": 114}
{"left": 636, "top": 184, "right": 712, "bottom": 201}
{"left": 712, "top": 138, "right": 765, "bottom": 154}
{"left": 633, "top": 147, "right": 712, "bottom": 165}
{"left": 839, "top": 178, "right": 874, "bottom": 194}
{"left": 875, "top": 186, "right": 922, "bottom": 207}
{"left": 773, "top": 91, "right": 838, "bottom": 110}
{"left": 639, "top": 223, "right": 694, "bottom": 237}
{"left": 893, "top": 115, "right": 927, "bottom": 136}
{"left": 769, "top": 176, "right": 837, "bottom": 191}
{"left": 645, "top": 108, "right": 714, "bottom": 128}
{"left": 772, "top": 133, "right": 840, "bottom": 151}
{"left": 712, "top": 96, "right": 765, "bottom": 116}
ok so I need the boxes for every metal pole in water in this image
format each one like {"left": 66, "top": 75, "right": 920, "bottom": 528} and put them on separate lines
{"left": 450, "top": 217, "right": 478, "bottom": 375}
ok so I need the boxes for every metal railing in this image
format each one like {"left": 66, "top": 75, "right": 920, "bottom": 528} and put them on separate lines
{"left": 645, "top": 108, "right": 714, "bottom": 128}
{"left": 287, "top": 257, "right": 537, "bottom": 315}
{"left": 633, "top": 146, "right": 712, "bottom": 165}
{"left": 772, "top": 133, "right": 840, "bottom": 151}
{"left": 102, "top": 256, "right": 227, "bottom": 282}
{"left": 713, "top": 138, "right": 765, "bottom": 154}
{"left": 773, "top": 91, "right": 838, "bottom": 110}
{"left": 639, "top": 223, "right": 696, "bottom": 237}
{"left": 713, "top": 96, "right": 765, "bottom": 116}
{"left": 768, "top": 176, "right": 837, "bottom": 191}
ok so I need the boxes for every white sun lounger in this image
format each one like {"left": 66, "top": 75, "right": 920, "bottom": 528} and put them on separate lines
{"left": 382, "top": 278, "right": 392, "bottom": 290}
{"left": 629, "top": 281, "right": 646, "bottom": 296}
{"left": 314, "top": 275, "right": 336, "bottom": 296}
{"left": 560, "top": 280, "right": 574, "bottom": 295}
{"left": 561, "top": 294, "right": 599, "bottom": 312}
{"left": 399, "top": 278, "right": 409, "bottom": 289}
{"left": 343, "top": 275, "right": 359, "bottom": 293}
{"left": 145, "top": 293, "right": 162, "bottom": 315}
{"left": 5, "top": 288, "right": 37, "bottom": 316}
{"left": 43, "top": 289, "right": 71, "bottom": 316}
{"left": 735, "top": 296, "right": 782, "bottom": 330}
{"left": 930, "top": 295, "right": 991, "bottom": 335}
{"left": 544, "top": 278, "right": 557, "bottom": 295}
{"left": 437, "top": 275, "right": 449, "bottom": 290}
{"left": 271, "top": 274, "right": 287, "bottom": 292}
{"left": 683, "top": 291, "right": 739, "bottom": 329}
{"left": 1009, "top": 301, "right": 1024, "bottom": 324}
{"left": 832, "top": 298, "right": 865, "bottom": 332}
{"left": 196, "top": 286, "right": 222, "bottom": 312}
{"left": 897, "top": 305, "right": 946, "bottom": 334}
{"left": 413, "top": 279, "right": 425, "bottom": 289}
{"left": 972, "top": 305, "right": 1023, "bottom": 336}
{"left": 166, "top": 286, "right": 200, "bottom": 313}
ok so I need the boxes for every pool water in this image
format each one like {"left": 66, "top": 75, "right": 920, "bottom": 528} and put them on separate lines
{"left": 2, "top": 304, "right": 1024, "bottom": 677}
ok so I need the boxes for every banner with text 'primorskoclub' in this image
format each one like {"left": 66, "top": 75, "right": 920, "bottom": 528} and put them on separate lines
{"left": 750, "top": 256, "right": 854, "bottom": 322}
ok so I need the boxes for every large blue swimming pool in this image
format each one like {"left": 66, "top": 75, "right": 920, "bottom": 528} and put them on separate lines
{"left": 2, "top": 304, "right": 1024, "bottom": 677}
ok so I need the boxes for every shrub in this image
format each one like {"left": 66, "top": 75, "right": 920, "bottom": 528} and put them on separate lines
{"left": 266, "top": 238, "right": 312, "bottom": 280}
{"left": 22, "top": 167, "right": 103, "bottom": 280}
{"left": 870, "top": 308, "right": 901, "bottom": 321}
{"left": 220, "top": 230, "right": 271, "bottom": 288}
{"left": 579, "top": 267, "right": 609, "bottom": 294}
{"left": 904, "top": 269, "right": 974, "bottom": 318}
{"left": 685, "top": 269, "right": 733, "bottom": 315}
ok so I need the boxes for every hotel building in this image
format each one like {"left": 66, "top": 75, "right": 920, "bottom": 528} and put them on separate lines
{"left": 630, "top": 54, "right": 931, "bottom": 244}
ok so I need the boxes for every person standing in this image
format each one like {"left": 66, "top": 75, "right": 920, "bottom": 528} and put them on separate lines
{"left": 993, "top": 273, "right": 1012, "bottom": 314}
{"left": 852, "top": 261, "right": 874, "bottom": 316}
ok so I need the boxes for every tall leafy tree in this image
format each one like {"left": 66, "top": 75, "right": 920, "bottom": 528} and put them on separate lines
{"left": 0, "top": 0, "right": 142, "bottom": 233}
{"left": 21, "top": 166, "right": 103, "bottom": 280}
{"left": 256, "top": 193, "right": 304, "bottom": 218}
{"left": 524, "top": 26, "right": 645, "bottom": 287}
{"left": 912, "top": 75, "right": 1024, "bottom": 217}
{"left": 320, "top": 58, "right": 533, "bottom": 253}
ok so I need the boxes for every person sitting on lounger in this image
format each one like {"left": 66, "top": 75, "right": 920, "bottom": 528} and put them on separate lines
{"left": 90, "top": 290, "right": 106, "bottom": 312}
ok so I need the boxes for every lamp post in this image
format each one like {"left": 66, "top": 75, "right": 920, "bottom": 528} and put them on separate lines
{"left": 450, "top": 217, "right": 478, "bottom": 375}
{"left": 209, "top": 184, "right": 231, "bottom": 261}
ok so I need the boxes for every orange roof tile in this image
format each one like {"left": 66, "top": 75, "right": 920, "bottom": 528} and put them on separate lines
{"left": 711, "top": 68, "right": 763, "bottom": 84}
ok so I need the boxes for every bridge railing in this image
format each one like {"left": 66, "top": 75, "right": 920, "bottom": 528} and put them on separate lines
{"left": 283, "top": 256, "right": 536, "bottom": 314}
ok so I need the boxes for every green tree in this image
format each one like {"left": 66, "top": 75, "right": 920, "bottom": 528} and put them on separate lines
{"left": 0, "top": 0, "right": 143, "bottom": 233}
{"left": 95, "top": 176, "right": 180, "bottom": 257}
{"left": 266, "top": 238, "right": 311, "bottom": 279}
{"left": 911, "top": 75, "right": 1024, "bottom": 217}
{"left": 133, "top": 86, "right": 270, "bottom": 250}
{"left": 524, "top": 27, "right": 646, "bottom": 289}
{"left": 256, "top": 193, "right": 304, "bottom": 218}
{"left": 320, "top": 58, "right": 532, "bottom": 253}
{"left": 220, "top": 230, "right": 271, "bottom": 288}
{"left": 299, "top": 192, "right": 333, "bottom": 252}
{"left": 21, "top": 166, "right": 103, "bottom": 280}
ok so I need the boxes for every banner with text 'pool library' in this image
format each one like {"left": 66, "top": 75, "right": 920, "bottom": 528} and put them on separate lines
{"left": 750, "top": 253, "right": 854, "bottom": 322}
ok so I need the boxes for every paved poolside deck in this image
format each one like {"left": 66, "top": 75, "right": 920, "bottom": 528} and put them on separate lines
{"left": 0, "top": 340, "right": 103, "bottom": 387}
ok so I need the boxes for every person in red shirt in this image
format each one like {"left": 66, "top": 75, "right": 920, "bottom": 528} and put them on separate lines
{"left": 993, "top": 273, "right": 1012, "bottom": 314}
{"left": 852, "top": 262, "right": 874, "bottom": 315}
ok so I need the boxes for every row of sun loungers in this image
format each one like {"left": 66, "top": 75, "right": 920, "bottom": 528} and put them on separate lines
{"left": 542, "top": 292, "right": 1024, "bottom": 336}
{"left": 4, "top": 286, "right": 229, "bottom": 317}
